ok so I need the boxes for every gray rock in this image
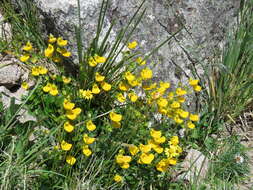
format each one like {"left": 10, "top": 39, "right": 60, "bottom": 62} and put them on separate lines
{"left": 0, "top": 86, "right": 22, "bottom": 108}
{"left": 0, "top": 11, "right": 12, "bottom": 40}
{"left": 178, "top": 149, "right": 209, "bottom": 181}
{"left": 0, "top": 85, "right": 36, "bottom": 123}
{"left": 34, "top": 0, "right": 239, "bottom": 85}
{"left": 0, "top": 57, "right": 24, "bottom": 89}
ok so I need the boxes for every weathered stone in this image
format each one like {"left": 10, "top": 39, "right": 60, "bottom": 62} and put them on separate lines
{"left": 0, "top": 85, "right": 36, "bottom": 123}
{"left": 0, "top": 86, "right": 22, "bottom": 108}
{"left": 0, "top": 11, "right": 12, "bottom": 40}
{"left": 34, "top": 0, "right": 239, "bottom": 86}
{"left": 178, "top": 149, "right": 209, "bottom": 181}
{"left": 0, "top": 57, "right": 24, "bottom": 89}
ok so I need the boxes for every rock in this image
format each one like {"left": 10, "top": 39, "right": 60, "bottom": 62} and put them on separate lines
{"left": 0, "top": 11, "right": 12, "bottom": 40}
{"left": 0, "top": 57, "right": 25, "bottom": 89}
{"left": 0, "top": 86, "right": 36, "bottom": 123}
{"left": 0, "top": 86, "right": 22, "bottom": 108}
{"left": 178, "top": 149, "right": 209, "bottom": 181}
{"left": 17, "top": 108, "right": 37, "bottom": 124}
{"left": 34, "top": 0, "right": 239, "bottom": 85}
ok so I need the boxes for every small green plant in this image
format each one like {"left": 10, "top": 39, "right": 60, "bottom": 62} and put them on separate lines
{"left": 210, "top": 136, "right": 249, "bottom": 183}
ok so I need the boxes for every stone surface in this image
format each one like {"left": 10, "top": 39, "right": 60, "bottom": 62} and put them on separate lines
{"left": 0, "top": 56, "right": 25, "bottom": 89}
{"left": 178, "top": 149, "right": 209, "bottom": 181}
{"left": 34, "top": 0, "right": 239, "bottom": 85}
{"left": 0, "top": 11, "right": 12, "bottom": 40}
{"left": 0, "top": 85, "right": 36, "bottom": 123}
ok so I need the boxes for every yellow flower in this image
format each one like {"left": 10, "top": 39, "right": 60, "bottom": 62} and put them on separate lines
{"left": 66, "top": 108, "right": 82, "bottom": 120}
{"left": 156, "top": 159, "right": 169, "bottom": 172}
{"left": 21, "top": 82, "right": 29, "bottom": 90}
{"left": 101, "top": 81, "right": 111, "bottom": 91}
{"left": 167, "top": 157, "right": 177, "bottom": 165}
{"left": 83, "top": 134, "right": 96, "bottom": 144}
{"left": 86, "top": 120, "right": 96, "bottom": 131}
{"left": 118, "top": 82, "right": 130, "bottom": 91}
{"left": 153, "top": 136, "right": 166, "bottom": 144}
{"left": 193, "top": 85, "right": 202, "bottom": 92}
{"left": 57, "top": 47, "right": 71, "bottom": 57}
{"left": 136, "top": 57, "right": 146, "bottom": 65}
{"left": 174, "top": 116, "right": 183, "bottom": 124}
{"left": 128, "top": 145, "right": 139, "bottom": 156}
{"left": 82, "top": 145, "right": 92, "bottom": 157}
{"left": 63, "top": 99, "right": 75, "bottom": 110}
{"left": 187, "top": 121, "right": 195, "bottom": 129}
{"left": 140, "top": 67, "right": 152, "bottom": 80}
{"left": 95, "top": 72, "right": 105, "bottom": 82}
{"left": 49, "top": 84, "right": 58, "bottom": 96}
{"left": 176, "top": 88, "right": 187, "bottom": 96}
{"left": 178, "top": 109, "right": 189, "bottom": 119}
{"left": 91, "top": 83, "right": 100, "bottom": 94}
{"left": 113, "top": 174, "right": 123, "bottom": 182}
{"left": 94, "top": 54, "right": 106, "bottom": 63}
{"left": 115, "top": 154, "right": 132, "bottom": 169}
{"left": 88, "top": 57, "right": 97, "bottom": 67}
{"left": 64, "top": 121, "right": 74, "bottom": 133}
{"left": 128, "top": 92, "right": 138, "bottom": 102}
{"left": 124, "top": 71, "right": 135, "bottom": 81}
{"left": 177, "top": 96, "right": 185, "bottom": 103}
{"left": 170, "top": 101, "right": 180, "bottom": 109}
{"left": 148, "top": 140, "right": 164, "bottom": 153}
{"left": 43, "top": 83, "right": 52, "bottom": 93}
{"left": 48, "top": 34, "right": 57, "bottom": 43}
{"left": 20, "top": 54, "right": 30, "bottom": 62}
{"left": 116, "top": 93, "right": 126, "bottom": 103}
{"left": 189, "top": 79, "right": 199, "bottom": 86}
{"left": 38, "top": 66, "right": 48, "bottom": 75}
{"left": 128, "top": 79, "right": 140, "bottom": 87}
{"left": 170, "top": 136, "right": 179, "bottom": 146}
{"left": 66, "top": 155, "right": 76, "bottom": 165}
{"left": 111, "top": 121, "right": 121, "bottom": 128}
{"left": 138, "top": 153, "right": 154, "bottom": 164}
{"left": 167, "top": 92, "right": 174, "bottom": 100}
{"left": 150, "top": 129, "right": 161, "bottom": 139}
{"left": 44, "top": 44, "right": 54, "bottom": 58}
{"left": 52, "top": 56, "right": 61, "bottom": 63}
{"left": 189, "top": 114, "right": 199, "bottom": 122}
{"left": 61, "top": 140, "right": 72, "bottom": 151}
{"left": 127, "top": 40, "right": 138, "bottom": 49}
{"left": 157, "top": 97, "right": 168, "bottom": 108}
{"left": 62, "top": 76, "right": 71, "bottom": 84}
{"left": 80, "top": 89, "right": 93, "bottom": 100}
{"left": 109, "top": 112, "right": 122, "bottom": 122}
{"left": 57, "top": 37, "right": 68, "bottom": 47}
{"left": 165, "top": 145, "right": 182, "bottom": 158}
{"left": 139, "top": 144, "right": 152, "bottom": 153}
{"left": 158, "top": 108, "right": 167, "bottom": 115}
{"left": 142, "top": 82, "right": 156, "bottom": 91}
{"left": 160, "top": 81, "right": 170, "bottom": 89}
{"left": 22, "top": 41, "right": 33, "bottom": 51}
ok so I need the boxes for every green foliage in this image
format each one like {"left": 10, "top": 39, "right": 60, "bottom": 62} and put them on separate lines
{"left": 202, "top": 0, "right": 253, "bottom": 121}
{"left": 0, "top": 0, "right": 45, "bottom": 50}
{"left": 211, "top": 136, "right": 249, "bottom": 183}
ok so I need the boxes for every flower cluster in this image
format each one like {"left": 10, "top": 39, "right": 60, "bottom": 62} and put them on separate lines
{"left": 19, "top": 36, "right": 202, "bottom": 187}
{"left": 44, "top": 34, "right": 71, "bottom": 62}
{"left": 115, "top": 129, "right": 182, "bottom": 174}
{"left": 20, "top": 41, "right": 33, "bottom": 62}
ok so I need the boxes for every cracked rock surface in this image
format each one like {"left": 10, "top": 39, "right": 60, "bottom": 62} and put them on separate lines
{"left": 34, "top": 0, "right": 239, "bottom": 85}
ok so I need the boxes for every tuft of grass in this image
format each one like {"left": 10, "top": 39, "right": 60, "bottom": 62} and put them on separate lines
{"left": 0, "top": 0, "right": 45, "bottom": 50}
{"left": 202, "top": 0, "right": 253, "bottom": 122}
